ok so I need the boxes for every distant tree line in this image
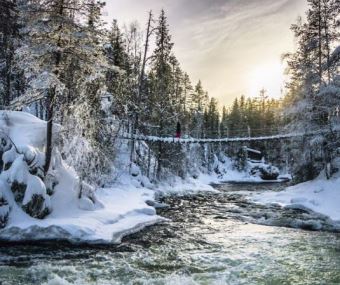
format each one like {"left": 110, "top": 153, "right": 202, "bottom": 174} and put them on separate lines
{"left": 221, "top": 91, "right": 283, "bottom": 138}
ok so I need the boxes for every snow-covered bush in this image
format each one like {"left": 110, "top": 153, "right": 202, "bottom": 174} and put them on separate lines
{"left": 78, "top": 181, "right": 104, "bottom": 211}
{"left": 0, "top": 133, "right": 12, "bottom": 171}
{"left": 60, "top": 117, "right": 115, "bottom": 187}
{"left": 44, "top": 173, "right": 58, "bottom": 196}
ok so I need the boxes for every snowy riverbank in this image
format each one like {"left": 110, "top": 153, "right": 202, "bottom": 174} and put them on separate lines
{"left": 0, "top": 185, "right": 164, "bottom": 244}
{"left": 0, "top": 111, "right": 166, "bottom": 244}
{"left": 252, "top": 174, "right": 340, "bottom": 222}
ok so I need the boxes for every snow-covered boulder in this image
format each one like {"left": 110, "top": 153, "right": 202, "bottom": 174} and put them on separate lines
{"left": 250, "top": 164, "right": 280, "bottom": 180}
{"left": 2, "top": 145, "right": 17, "bottom": 171}
{"left": 0, "top": 186, "right": 9, "bottom": 229}
{"left": 6, "top": 155, "right": 51, "bottom": 219}
{"left": 0, "top": 133, "right": 12, "bottom": 170}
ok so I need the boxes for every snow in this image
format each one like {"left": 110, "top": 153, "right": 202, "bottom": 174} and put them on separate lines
{"left": 0, "top": 111, "right": 60, "bottom": 148}
{"left": 154, "top": 156, "right": 286, "bottom": 197}
{"left": 252, "top": 175, "right": 340, "bottom": 221}
{"left": 8, "top": 155, "right": 29, "bottom": 184}
{"left": 22, "top": 174, "right": 48, "bottom": 206}
{"left": 0, "top": 111, "right": 164, "bottom": 244}
{"left": 0, "top": 159, "right": 165, "bottom": 243}
{"left": 157, "top": 175, "right": 217, "bottom": 195}
{"left": 0, "top": 184, "right": 164, "bottom": 244}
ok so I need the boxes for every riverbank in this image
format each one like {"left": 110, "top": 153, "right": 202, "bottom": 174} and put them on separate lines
{"left": 252, "top": 173, "right": 340, "bottom": 223}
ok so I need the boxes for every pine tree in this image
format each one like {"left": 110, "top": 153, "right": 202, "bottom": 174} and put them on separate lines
{"left": 107, "top": 19, "right": 128, "bottom": 68}
{"left": 15, "top": 0, "right": 108, "bottom": 176}
{"left": 283, "top": 0, "right": 340, "bottom": 180}
{"left": 148, "top": 9, "right": 177, "bottom": 178}
{"left": 104, "top": 19, "right": 131, "bottom": 119}
{"left": 206, "top": 97, "right": 220, "bottom": 138}
{"left": 0, "top": 0, "right": 19, "bottom": 106}
{"left": 220, "top": 106, "right": 228, "bottom": 137}
{"left": 228, "top": 98, "right": 241, "bottom": 137}
{"left": 189, "top": 80, "right": 208, "bottom": 138}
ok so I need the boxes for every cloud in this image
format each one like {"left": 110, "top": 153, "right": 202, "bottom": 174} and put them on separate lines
{"left": 105, "top": 0, "right": 308, "bottom": 105}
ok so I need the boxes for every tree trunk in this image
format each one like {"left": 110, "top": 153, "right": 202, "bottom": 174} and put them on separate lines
{"left": 44, "top": 88, "right": 55, "bottom": 174}
{"left": 323, "top": 0, "right": 331, "bottom": 83}
{"left": 129, "top": 11, "right": 153, "bottom": 173}
{"left": 156, "top": 140, "right": 162, "bottom": 180}
{"left": 147, "top": 145, "right": 151, "bottom": 178}
{"left": 43, "top": 0, "right": 64, "bottom": 174}
{"left": 318, "top": 0, "right": 323, "bottom": 85}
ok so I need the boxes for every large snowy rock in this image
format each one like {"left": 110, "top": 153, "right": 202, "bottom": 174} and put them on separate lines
{"left": 4, "top": 154, "right": 51, "bottom": 219}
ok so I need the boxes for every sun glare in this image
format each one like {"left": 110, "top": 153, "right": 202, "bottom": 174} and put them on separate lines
{"left": 246, "top": 61, "right": 285, "bottom": 99}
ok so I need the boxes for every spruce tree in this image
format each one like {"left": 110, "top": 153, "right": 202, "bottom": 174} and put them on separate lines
{"left": 0, "top": 0, "right": 19, "bottom": 106}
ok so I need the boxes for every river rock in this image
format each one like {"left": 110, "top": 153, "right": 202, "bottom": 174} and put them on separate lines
{"left": 250, "top": 164, "right": 280, "bottom": 180}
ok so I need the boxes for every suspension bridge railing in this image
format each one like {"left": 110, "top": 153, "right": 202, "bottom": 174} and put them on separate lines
{"left": 119, "top": 127, "right": 340, "bottom": 144}
{"left": 120, "top": 133, "right": 295, "bottom": 144}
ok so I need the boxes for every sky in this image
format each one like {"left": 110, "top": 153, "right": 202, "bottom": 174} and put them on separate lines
{"left": 104, "top": 0, "right": 308, "bottom": 106}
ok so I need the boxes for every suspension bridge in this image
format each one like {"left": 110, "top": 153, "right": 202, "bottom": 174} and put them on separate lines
{"left": 120, "top": 127, "right": 339, "bottom": 144}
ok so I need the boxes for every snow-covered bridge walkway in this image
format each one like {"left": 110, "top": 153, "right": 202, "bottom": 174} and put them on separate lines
{"left": 120, "top": 128, "right": 338, "bottom": 144}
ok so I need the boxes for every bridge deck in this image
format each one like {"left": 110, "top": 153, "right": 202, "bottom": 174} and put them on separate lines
{"left": 120, "top": 128, "right": 337, "bottom": 144}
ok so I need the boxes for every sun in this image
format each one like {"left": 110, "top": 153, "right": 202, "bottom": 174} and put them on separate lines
{"left": 246, "top": 60, "right": 285, "bottom": 99}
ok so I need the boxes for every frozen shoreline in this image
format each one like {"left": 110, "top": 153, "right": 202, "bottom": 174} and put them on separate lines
{"left": 0, "top": 186, "right": 166, "bottom": 244}
{"left": 252, "top": 174, "right": 340, "bottom": 222}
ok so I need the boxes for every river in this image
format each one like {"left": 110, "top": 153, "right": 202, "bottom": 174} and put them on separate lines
{"left": 0, "top": 183, "right": 339, "bottom": 285}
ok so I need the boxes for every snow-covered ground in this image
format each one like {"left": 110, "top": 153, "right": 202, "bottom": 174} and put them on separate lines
{"left": 252, "top": 174, "right": 340, "bottom": 222}
{"left": 0, "top": 184, "right": 164, "bottom": 244}
{"left": 0, "top": 111, "right": 164, "bottom": 244}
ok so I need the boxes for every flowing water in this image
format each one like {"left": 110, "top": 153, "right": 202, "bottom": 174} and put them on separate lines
{"left": 0, "top": 183, "right": 340, "bottom": 285}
